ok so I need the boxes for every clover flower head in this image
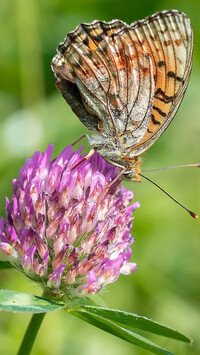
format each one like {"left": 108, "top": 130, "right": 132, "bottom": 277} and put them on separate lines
{"left": 0, "top": 144, "right": 139, "bottom": 298}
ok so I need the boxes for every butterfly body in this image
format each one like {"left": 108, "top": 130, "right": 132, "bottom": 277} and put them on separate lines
{"left": 52, "top": 10, "right": 193, "bottom": 181}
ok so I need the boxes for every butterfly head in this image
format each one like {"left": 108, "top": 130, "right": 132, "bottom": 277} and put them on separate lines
{"left": 122, "top": 155, "right": 142, "bottom": 182}
{"left": 103, "top": 153, "right": 142, "bottom": 182}
{"left": 88, "top": 132, "right": 142, "bottom": 181}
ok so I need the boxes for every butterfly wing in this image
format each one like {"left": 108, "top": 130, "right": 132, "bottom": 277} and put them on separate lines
{"left": 51, "top": 20, "right": 128, "bottom": 134}
{"left": 52, "top": 18, "right": 155, "bottom": 146}
{"left": 127, "top": 10, "right": 193, "bottom": 156}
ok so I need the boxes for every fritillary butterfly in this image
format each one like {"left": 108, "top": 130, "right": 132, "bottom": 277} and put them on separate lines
{"left": 52, "top": 10, "right": 193, "bottom": 182}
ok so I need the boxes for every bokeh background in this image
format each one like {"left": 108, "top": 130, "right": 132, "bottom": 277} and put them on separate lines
{"left": 0, "top": 0, "right": 200, "bottom": 354}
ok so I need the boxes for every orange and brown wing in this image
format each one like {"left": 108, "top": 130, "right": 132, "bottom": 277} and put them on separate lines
{"left": 52, "top": 19, "right": 155, "bottom": 141}
{"left": 51, "top": 20, "right": 129, "bottom": 135}
{"left": 127, "top": 10, "right": 193, "bottom": 156}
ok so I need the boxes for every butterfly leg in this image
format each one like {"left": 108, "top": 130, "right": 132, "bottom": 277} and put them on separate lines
{"left": 107, "top": 169, "right": 125, "bottom": 188}
{"left": 98, "top": 169, "right": 125, "bottom": 203}
{"left": 71, "top": 148, "right": 95, "bottom": 170}
{"left": 71, "top": 135, "right": 86, "bottom": 146}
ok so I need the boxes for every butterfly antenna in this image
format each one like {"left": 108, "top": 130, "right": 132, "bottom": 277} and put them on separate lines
{"left": 142, "top": 163, "right": 200, "bottom": 172}
{"left": 139, "top": 173, "right": 198, "bottom": 219}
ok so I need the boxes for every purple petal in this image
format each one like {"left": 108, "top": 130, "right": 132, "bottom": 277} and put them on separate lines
{"left": 48, "top": 264, "right": 66, "bottom": 288}
{"left": 22, "top": 245, "right": 37, "bottom": 273}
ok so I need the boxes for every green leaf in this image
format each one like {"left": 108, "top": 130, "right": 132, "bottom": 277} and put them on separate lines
{"left": 0, "top": 261, "right": 14, "bottom": 269}
{"left": 0, "top": 289, "right": 65, "bottom": 313}
{"left": 66, "top": 306, "right": 175, "bottom": 355}
{"left": 75, "top": 306, "right": 191, "bottom": 343}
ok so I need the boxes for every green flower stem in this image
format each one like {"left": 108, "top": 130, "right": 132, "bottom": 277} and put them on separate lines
{"left": 17, "top": 312, "right": 46, "bottom": 355}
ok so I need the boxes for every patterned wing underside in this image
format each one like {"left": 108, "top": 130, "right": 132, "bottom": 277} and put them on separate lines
{"left": 130, "top": 11, "right": 193, "bottom": 155}
{"left": 53, "top": 18, "right": 155, "bottom": 147}
{"left": 52, "top": 10, "right": 193, "bottom": 156}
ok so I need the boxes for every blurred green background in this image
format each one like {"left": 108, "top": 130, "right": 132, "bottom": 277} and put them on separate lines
{"left": 0, "top": 0, "right": 200, "bottom": 354}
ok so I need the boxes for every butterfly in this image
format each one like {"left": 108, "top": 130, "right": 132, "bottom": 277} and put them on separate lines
{"left": 51, "top": 10, "right": 193, "bottom": 182}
